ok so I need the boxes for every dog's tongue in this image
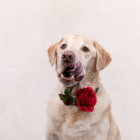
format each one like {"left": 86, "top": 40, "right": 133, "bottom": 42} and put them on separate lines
{"left": 67, "top": 61, "right": 84, "bottom": 81}
{"left": 74, "top": 61, "right": 84, "bottom": 81}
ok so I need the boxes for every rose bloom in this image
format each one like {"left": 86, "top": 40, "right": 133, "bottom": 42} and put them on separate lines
{"left": 76, "top": 87, "right": 97, "bottom": 112}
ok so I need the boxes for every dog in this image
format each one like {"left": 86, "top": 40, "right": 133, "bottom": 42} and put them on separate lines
{"left": 47, "top": 35, "right": 121, "bottom": 140}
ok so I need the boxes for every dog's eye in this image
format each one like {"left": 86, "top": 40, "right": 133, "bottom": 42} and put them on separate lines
{"left": 60, "top": 44, "right": 67, "bottom": 50}
{"left": 81, "top": 46, "right": 90, "bottom": 52}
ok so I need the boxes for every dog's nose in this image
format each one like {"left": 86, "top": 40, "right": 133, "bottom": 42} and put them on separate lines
{"left": 62, "top": 51, "right": 75, "bottom": 63}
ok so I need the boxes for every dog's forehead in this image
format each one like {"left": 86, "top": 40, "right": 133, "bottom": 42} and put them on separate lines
{"left": 63, "top": 35, "right": 95, "bottom": 49}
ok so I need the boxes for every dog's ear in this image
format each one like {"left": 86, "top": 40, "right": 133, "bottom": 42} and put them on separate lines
{"left": 47, "top": 38, "right": 64, "bottom": 66}
{"left": 93, "top": 40, "right": 112, "bottom": 72}
{"left": 47, "top": 42, "right": 58, "bottom": 66}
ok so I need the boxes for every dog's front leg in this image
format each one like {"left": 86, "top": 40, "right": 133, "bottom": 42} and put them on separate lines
{"left": 47, "top": 133, "right": 59, "bottom": 140}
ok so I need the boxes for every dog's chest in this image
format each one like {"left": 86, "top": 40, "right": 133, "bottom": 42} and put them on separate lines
{"left": 48, "top": 104, "right": 110, "bottom": 140}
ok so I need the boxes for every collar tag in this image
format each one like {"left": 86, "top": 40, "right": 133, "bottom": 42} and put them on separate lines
{"left": 95, "top": 87, "right": 99, "bottom": 94}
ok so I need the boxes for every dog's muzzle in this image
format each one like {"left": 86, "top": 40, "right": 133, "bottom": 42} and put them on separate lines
{"left": 59, "top": 52, "right": 84, "bottom": 85}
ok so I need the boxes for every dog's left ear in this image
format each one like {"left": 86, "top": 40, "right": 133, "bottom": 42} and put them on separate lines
{"left": 93, "top": 40, "right": 112, "bottom": 72}
{"left": 47, "top": 42, "right": 58, "bottom": 66}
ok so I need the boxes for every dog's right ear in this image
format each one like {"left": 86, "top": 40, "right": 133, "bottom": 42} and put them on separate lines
{"left": 47, "top": 38, "right": 63, "bottom": 66}
{"left": 47, "top": 42, "right": 58, "bottom": 66}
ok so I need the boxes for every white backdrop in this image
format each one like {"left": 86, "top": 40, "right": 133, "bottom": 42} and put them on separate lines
{"left": 0, "top": 0, "right": 140, "bottom": 140}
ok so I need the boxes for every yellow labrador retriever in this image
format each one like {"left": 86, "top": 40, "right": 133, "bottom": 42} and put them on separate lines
{"left": 47, "top": 35, "right": 121, "bottom": 140}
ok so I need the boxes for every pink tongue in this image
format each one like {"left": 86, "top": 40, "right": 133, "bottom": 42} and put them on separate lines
{"left": 68, "top": 61, "right": 82, "bottom": 72}
{"left": 67, "top": 61, "right": 84, "bottom": 81}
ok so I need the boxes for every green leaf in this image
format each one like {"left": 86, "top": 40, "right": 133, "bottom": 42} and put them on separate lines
{"left": 64, "top": 88, "right": 70, "bottom": 95}
{"left": 64, "top": 88, "right": 71, "bottom": 98}
{"left": 59, "top": 94, "right": 68, "bottom": 101}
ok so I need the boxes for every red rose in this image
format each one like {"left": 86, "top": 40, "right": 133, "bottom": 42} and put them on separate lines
{"left": 76, "top": 87, "right": 97, "bottom": 112}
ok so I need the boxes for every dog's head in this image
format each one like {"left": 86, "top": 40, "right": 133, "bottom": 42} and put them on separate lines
{"left": 48, "top": 35, "right": 111, "bottom": 87}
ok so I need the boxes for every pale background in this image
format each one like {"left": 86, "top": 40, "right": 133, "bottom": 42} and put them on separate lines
{"left": 0, "top": 0, "right": 140, "bottom": 140}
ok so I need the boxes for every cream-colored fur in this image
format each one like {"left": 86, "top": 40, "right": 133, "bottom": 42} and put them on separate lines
{"left": 47, "top": 35, "right": 121, "bottom": 140}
